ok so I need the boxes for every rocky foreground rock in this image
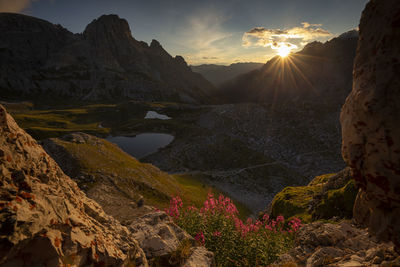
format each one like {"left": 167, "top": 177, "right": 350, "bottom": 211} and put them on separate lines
{"left": 341, "top": 0, "right": 400, "bottom": 247}
{"left": 275, "top": 221, "right": 400, "bottom": 267}
{"left": 0, "top": 104, "right": 213, "bottom": 266}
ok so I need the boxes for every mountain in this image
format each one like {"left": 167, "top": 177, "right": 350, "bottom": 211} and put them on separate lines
{"left": 0, "top": 13, "right": 215, "bottom": 103}
{"left": 191, "top": 62, "right": 263, "bottom": 86}
{"left": 217, "top": 30, "right": 359, "bottom": 107}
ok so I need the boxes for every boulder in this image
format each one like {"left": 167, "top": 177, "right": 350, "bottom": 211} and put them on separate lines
{"left": 340, "top": 0, "right": 400, "bottom": 246}
{"left": 129, "top": 211, "right": 193, "bottom": 259}
{"left": 274, "top": 221, "right": 399, "bottom": 267}
{"left": 128, "top": 211, "right": 214, "bottom": 266}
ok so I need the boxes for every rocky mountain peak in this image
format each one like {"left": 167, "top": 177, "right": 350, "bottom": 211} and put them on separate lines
{"left": 84, "top": 14, "right": 133, "bottom": 42}
{"left": 82, "top": 14, "right": 141, "bottom": 53}
{"left": 150, "top": 39, "right": 163, "bottom": 49}
{"left": 174, "top": 55, "right": 188, "bottom": 66}
{"left": 338, "top": 29, "right": 359, "bottom": 39}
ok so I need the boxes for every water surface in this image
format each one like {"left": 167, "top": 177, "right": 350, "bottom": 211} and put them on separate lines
{"left": 144, "top": 111, "right": 171, "bottom": 120}
{"left": 107, "top": 133, "right": 174, "bottom": 158}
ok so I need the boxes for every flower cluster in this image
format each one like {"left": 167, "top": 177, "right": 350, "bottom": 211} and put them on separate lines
{"left": 194, "top": 231, "right": 205, "bottom": 245}
{"left": 164, "top": 196, "right": 183, "bottom": 218}
{"left": 165, "top": 193, "right": 302, "bottom": 266}
{"left": 200, "top": 193, "right": 238, "bottom": 216}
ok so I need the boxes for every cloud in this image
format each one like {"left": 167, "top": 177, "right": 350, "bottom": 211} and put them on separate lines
{"left": 0, "top": 0, "right": 37, "bottom": 13}
{"left": 171, "top": 8, "right": 236, "bottom": 64}
{"left": 242, "top": 22, "right": 332, "bottom": 53}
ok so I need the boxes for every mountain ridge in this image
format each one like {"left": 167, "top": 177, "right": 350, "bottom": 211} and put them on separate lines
{"left": 217, "top": 30, "right": 359, "bottom": 106}
{"left": 191, "top": 62, "right": 264, "bottom": 86}
{"left": 0, "top": 13, "right": 215, "bottom": 103}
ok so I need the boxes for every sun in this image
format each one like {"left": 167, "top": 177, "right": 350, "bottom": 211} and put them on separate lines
{"left": 277, "top": 46, "right": 291, "bottom": 58}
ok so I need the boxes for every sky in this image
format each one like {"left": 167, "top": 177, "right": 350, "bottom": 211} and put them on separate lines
{"left": 0, "top": 0, "right": 368, "bottom": 65}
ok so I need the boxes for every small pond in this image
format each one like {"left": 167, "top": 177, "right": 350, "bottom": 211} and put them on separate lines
{"left": 107, "top": 133, "right": 174, "bottom": 158}
{"left": 144, "top": 111, "right": 171, "bottom": 120}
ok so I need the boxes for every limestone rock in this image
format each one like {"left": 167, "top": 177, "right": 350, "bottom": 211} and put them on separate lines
{"left": 128, "top": 211, "right": 214, "bottom": 266}
{"left": 129, "top": 211, "right": 192, "bottom": 258}
{"left": 0, "top": 104, "right": 148, "bottom": 266}
{"left": 274, "top": 221, "right": 399, "bottom": 267}
{"left": 182, "top": 246, "right": 214, "bottom": 267}
{"left": 340, "top": 0, "right": 400, "bottom": 246}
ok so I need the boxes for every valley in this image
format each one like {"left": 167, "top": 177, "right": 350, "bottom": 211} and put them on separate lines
{"left": 5, "top": 99, "right": 344, "bottom": 214}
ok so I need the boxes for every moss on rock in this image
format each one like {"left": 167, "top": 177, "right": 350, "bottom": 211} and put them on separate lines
{"left": 270, "top": 170, "right": 358, "bottom": 223}
{"left": 269, "top": 175, "right": 330, "bottom": 223}
{"left": 313, "top": 179, "right": 358, "bottom": 220}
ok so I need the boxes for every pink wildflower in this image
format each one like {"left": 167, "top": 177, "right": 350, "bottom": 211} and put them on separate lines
{"left": 288, "top": 217, "right": 302, "bottom": 232}
{"left": 195, "top": 231, "right": 205, "bottom": 245}
{"left": 276, "top": 215, "right": 284, "bottom": 224}
{"left": 213, "top": 231, "right": 221, "bottom": 237}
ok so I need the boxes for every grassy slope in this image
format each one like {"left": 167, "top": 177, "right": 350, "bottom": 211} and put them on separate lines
{"left": 8, "top": 104, "right": 114, "bottom": 139}
{"left": 6, "top": 101, "right": 201, "bottom": 140}
{"left": 49, "top": 135, "right": 252, "bottom": 218}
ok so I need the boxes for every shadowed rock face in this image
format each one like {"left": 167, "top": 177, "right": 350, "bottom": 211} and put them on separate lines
{"left": 0, "top": 13, "right": 214, "bottom": 103}
{"left": 341, "top": 0, "right": 400, "bottom": 246}
{"left": 0, "top": 104, "right": 148, "bottom": 266}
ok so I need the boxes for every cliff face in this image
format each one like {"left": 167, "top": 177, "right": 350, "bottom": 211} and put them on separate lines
{"left": 0, "top": 13, "right": 214, "bottom": 103}
{"left": 341, "top": 0, "right": 400, "bottom": 246}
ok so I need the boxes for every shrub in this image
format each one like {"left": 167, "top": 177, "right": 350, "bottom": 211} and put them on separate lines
{"left": 165, "top": 193, "right": 301, "bottom": 266}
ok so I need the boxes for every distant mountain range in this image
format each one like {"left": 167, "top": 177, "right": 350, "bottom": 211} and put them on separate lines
{"left": 191, "top": 62, "right": 264, "bottom": 86}
{"left": 0, "top": 13, "right": 214, "bottom": 103}
{"left": 216, "top": 30, "right": 359, "bottom": 107}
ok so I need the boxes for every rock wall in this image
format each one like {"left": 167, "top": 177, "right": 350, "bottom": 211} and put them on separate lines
{"left": 340, "top": 0, "right": 400, "bottom": 246}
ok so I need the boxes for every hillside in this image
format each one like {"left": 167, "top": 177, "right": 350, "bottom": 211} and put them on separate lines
{"left": 41, "top": 132, "right": 251, "bottom": 221}
{"left": 191, "top": 62, "right": 263, "bottom": 86}
{"left": 0, "top": 13, "right": 215, "bottom": 103}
